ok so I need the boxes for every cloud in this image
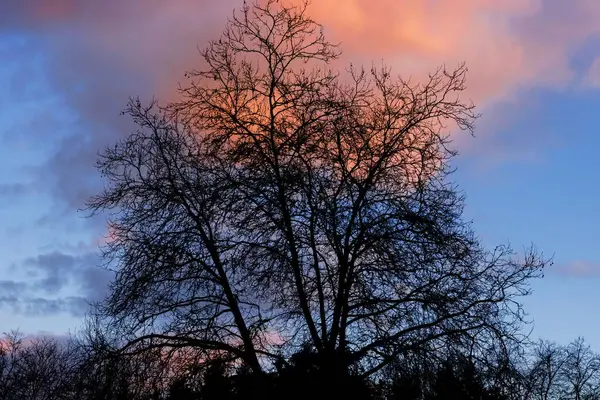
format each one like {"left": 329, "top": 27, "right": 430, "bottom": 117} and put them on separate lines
{"left": 310, "top": 0, "right": 600, "bottom": 103}
{"left": 0, "top": 251, "right": 112, "bottom": 318}
{"left": 0, "top": 183, "right": 31, "bottom": 198}
{"left": 22, "top": 297, "right": 89, "bottom": 317}
{"left": 0, "top": 281, "right": 28, "bottom": 296}
{"left": 4, "top": 0, "right": 600, "bottom": 226}
{"left": 0, "top": 0, "right": 115, "bottom": 30}
{"left": 23, "top": 251, "right": 111, "bottom": 300}
{"left": 583, "top": 57, "right": 600, "bottom": 88}
{"left": 0, "top": 296, "right": 88, "bottom": 318}
{"left": 553, "top": 260, "right": 600, "bottom": 278}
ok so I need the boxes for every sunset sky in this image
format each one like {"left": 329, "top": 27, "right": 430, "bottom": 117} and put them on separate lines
{"left": 1, "top": 0, "right": 600, "bottom": 346}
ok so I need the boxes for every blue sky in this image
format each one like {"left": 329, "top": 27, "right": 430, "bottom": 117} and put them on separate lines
{"left": 1, "top": 0, "right": 600, "bottom": 348}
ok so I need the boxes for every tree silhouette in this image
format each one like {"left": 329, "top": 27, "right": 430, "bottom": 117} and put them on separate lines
{"left": 562, "top": 338, "right": 600, "bottom": 400}
{"left": 425, "top": 356, "right": 507, "bottom": 400}
{"left": 85, "top": 0, "right": 548, "bottom": 391}
{"left": 0, "top": 330, "right": 599, "bottom": 399}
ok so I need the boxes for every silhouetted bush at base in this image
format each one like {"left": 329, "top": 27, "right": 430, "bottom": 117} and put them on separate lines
{"left": 165, "top": 349, "right": 379, "bottom": 400}
{"left": 160, "top": 350, "right": 508, "bottom": 400}
{"left": 269, "top": 349, "right": 377, "bottom": 400}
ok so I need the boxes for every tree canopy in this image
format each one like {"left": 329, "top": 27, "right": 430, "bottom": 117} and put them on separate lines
{"left": 84, "top": 0, "right": 548, "bottom": 391}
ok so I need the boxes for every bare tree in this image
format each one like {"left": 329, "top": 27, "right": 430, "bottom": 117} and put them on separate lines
{"left": 87, "top": 0, "right": 548, "bottom": 379}
{"left": 0, "top": 332, "right": 82, "bottom": 400}
{"left": 528, "top": 340, "right": 569, "bottom": 400}
{"left": 0, "top": 332, "right": 24, "bottom": 399}
{"left": 524, "top": 338, "right": 600, "bottom": 400}
{"left": 562, "top": 338, "right": 600, "bottom": 400}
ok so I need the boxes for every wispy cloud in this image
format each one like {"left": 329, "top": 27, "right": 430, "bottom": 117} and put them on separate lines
{"left": 552, "top": 260, "right": 600, "bottom": 278}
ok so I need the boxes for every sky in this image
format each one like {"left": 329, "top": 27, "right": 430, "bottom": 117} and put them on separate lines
{"left": 1, "top": 0, "right": 600, "bottom": 347}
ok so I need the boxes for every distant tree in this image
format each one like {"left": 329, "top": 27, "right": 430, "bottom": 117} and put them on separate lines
{"left": 0, "top": 332, "right": 81, "bottom": 400}
{"left": 424, "top": 355, "right": 508, "bottom": 400}
{"left": 521, "top": 338, "right": 600, "bottom": 400}
{"left": 86, "top": 0, "right": 548, "bottom": 387}
{"left": 482, "top": 342, "right": 531, "bottom": 400}
{"left": 528, "top": 340, "right": 569, "bottom": 400}
{"left": 562, "top": 338, "right": 600, "bottom": 400}
{"left": 6, "top": 330, "right": 600, "bottom": 400}
{"left": 0, "top": 332, "right": 24, "bottom": 399}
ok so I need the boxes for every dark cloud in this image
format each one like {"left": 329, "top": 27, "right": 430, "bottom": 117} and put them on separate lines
{"left": 77, "top": 265, "right": 113, "bottom": 302}
{"left": 25, "top": 251, "right": 78, "bottom": 271}
{"left": 0, "top": 295, "right": 89, "bottom": 318}
{"left": 0, "top": 183, "right": 30, "bottom": 197}
{"left": 0, "top": 251, "right": 112, "bottom": 317}
{"left": 1, "top": 0, "right": 233, "bottom": 215}
{"left": 23, "top": 250, "right": 110, "bottom": 300}
{"left": 23, "top": 297, "right": 89, "bottom": 318}
{"left": 0, "top": 281, "right": 28, "bottom": 295}
{"left": 0, "top": 296, "right": 19, "bottom": 308}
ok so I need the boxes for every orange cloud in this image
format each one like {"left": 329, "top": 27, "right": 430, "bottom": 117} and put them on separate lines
{"left": 61, "top": 1, "right": 600, "bottom": 106}
{"left": 9, "top": 0, "right": 600, "bottom": 167}
{"left": 16, "top": 0, "right": 599, "bottom": 105}
{"left": 306, "top": 0, "right": 597, "bottom": 105}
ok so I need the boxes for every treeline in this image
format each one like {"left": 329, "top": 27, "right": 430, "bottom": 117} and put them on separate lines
{"left": 0, "top": 332, "right": 597, "bottom": 400}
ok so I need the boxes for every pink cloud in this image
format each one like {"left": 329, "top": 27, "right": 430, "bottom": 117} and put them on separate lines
{"left": 5, "top": 0, "right": 600, "bottom": 208}
{"left": 307, "top": 0, "right": 600, "bottom": 106}
{"left": 11, "top": 0, "right": 600, "bottom": 104}
{"left": 553, "top": 261, "right": 600, "bottom": 278}
{"left": 6, "top": 0, "right": 600, "bottom": 104}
